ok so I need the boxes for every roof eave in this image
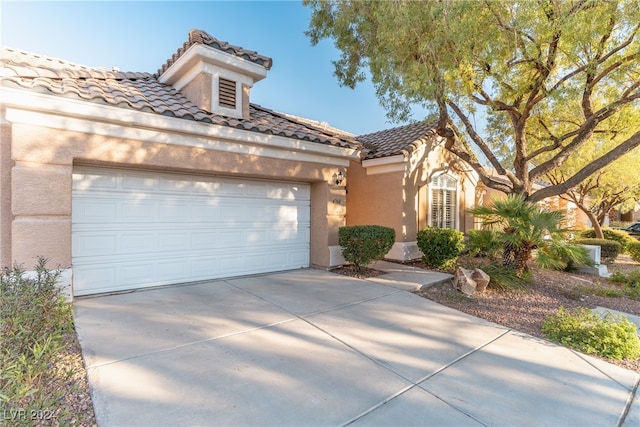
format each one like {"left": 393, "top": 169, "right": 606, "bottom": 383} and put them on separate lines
{"left": 0, "top": 87, "right": 359, "bottom": 166}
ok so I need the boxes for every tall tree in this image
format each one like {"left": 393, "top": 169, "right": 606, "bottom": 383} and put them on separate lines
{"left": 547, "top": 135, "right": 640, "bottom": 237}
{"left": 305, "top": 0, "right": 640, "bottom": 202}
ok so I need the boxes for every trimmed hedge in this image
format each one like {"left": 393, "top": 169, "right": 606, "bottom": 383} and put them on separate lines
{"left": 572, "top": 238, "right": 622, "bottom": 264}
{"left": 627, "top": 241, "right": 640, "bottom": 263}
{"left": 339, "top": 225, "right": 395, "bottom": 271}
{"left": 417, "top": 227, "right": 465, "bottom": 269}
{"left": 579, "top": 227, "right": 635, "bottom": 252}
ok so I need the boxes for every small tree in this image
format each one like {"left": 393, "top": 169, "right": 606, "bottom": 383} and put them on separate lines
{"left": 469, "top": 194, "right": 586, "bottom": 275}
{"left": 338, "top": 225, "right": 395, "bottom": 273}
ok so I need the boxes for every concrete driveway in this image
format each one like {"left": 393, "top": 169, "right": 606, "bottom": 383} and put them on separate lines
{"left": 74, "top": 265, "right": 639, "bottom": 426}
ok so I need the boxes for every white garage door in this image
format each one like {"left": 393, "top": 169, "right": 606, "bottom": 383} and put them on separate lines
{"left": 72, "top": 167, "right": 310, "bottom": 296}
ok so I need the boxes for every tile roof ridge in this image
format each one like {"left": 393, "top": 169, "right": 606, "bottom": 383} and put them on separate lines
{"left": 157, "top": 29, "right": 273, "bottom": 77}
{"left": 357, "top": 120, "right": 438, "bottom": 139}
{"left": 250, "top": 103, "right": 359, "bottom": 144}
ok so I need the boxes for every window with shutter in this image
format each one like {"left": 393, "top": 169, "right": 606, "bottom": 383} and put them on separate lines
{"left": 218, "top": 77, "right": 236, "bottom": 109}
{"left": 430, "top": 174, "right": 457, "bottom": 229}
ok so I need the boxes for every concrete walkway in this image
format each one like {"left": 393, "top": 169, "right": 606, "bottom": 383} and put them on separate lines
{"left": 74, "top": 264, "right": 639, "bottom": 426}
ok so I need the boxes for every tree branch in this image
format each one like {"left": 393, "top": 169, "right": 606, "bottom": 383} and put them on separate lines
{"left": 529, "top": 130, "right": 640, "bottom": 202}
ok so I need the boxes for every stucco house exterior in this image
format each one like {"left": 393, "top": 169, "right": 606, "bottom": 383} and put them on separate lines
{"left": 2, "top": 29, "right": 601, "bottom": 298}
{"left": 0, "top": 30, "right": 361, "bottom": 297}
{"left": 346, "top": 122, "right": 479, "bottom": 262}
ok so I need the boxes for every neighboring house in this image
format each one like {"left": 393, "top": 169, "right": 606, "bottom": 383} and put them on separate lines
{"left": 345, "top": 122, "right": 479, "bottom": 262}
{"left": 611, "top": 202, "right": 640, "bottom": 224}
{"left": 0, "top": 29, "right": 361, "bottom": 297}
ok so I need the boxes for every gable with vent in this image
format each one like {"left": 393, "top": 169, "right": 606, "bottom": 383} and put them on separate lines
{"left": 158, "top": 36, "right": 270, "bottom": 120}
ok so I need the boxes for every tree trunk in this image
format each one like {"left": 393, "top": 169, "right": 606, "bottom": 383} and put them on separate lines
{"left": 591, "top": 215, "right": 605, "bottom": 239}
{"left": 502, "top": 242, "right": 517, "bottom": 269}
{"left": 584, "top": 210, "right": 605, "bottom": 239}
{"left": 574, "top": 203, "right": 605, "bottom": 239}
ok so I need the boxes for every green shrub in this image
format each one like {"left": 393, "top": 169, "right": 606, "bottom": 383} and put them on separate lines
{"left": 536, "top": 241, "right": 591, "bottom": 271}
{"left": 339, "top": 225, "right": 395, "bottom": 272}
{"left": 627, "top": 241, "right": 640, "bottom": 263}
{"left": 465, "top": 229, "right": 502, "bottom": 259}
{"left": 1, "top": 258, "right": 73, "bottom": 413}
{"left": 542, "top": 307, "right": 640, "bottom": 360}
{"left": 610, "top": 270, "right": 640, "bottom": 300}
{"left": 417, "top": 227, "right": 465, "bottom": 270}
{"left": 579, "top": 227, "right": 635, "bottom": 253}
{"left": 572, "top": 238, "right": 622, "bottom": 264}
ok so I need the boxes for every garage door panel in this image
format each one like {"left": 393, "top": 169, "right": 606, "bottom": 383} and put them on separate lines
{"left": 72, "top": 167, "right": 310, "bottom": 295}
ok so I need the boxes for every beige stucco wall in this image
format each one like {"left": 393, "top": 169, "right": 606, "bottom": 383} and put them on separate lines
{"left": 2, "top": 119, "right": 346, "bottom": 271}
{"left": 408, "top": 145, "right": 477, "bottom": 236}
{"left": 345, "top": 159, "right": 406, "bottom": 240}
{"left": 181, "top": 72, "right": 212, "bottom": 112}
{"left": 347, "top": 144, "right": 478, "bottom": 247}
{"left": 0, "top": 115, "right": 12, "bottom": 267}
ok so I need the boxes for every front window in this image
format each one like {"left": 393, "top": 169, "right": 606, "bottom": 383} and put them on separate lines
{"left": 430, "top": 174, "right": 457, "bottom": 229}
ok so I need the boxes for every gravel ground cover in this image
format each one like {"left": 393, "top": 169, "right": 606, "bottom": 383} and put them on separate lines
{"left": 414, "top": 254, "right": 640, "bottom": 372}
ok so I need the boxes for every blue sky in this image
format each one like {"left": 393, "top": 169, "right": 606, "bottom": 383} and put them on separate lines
{"left": 0, "top": 0, "right": 427, "bottom": 136}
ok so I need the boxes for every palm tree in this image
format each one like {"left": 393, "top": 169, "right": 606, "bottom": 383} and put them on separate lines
{"left": 469, "top": 194, "right": 587, "bottom": 276}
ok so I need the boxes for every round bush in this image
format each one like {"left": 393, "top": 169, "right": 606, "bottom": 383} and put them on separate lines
{"left": 572, "top": 238, "right": 622, "bottom": 264}
{"left": 416, "top": 227, "right": 465, "bottom": 269}
{"left": 578, "top": 227, "right": 635, "bottom": 253}
{"left": 338, "top": 225, "right": 395, "bottom": 271}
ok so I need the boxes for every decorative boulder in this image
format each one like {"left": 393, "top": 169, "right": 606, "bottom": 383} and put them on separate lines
{"left": 454, "top": 267, "right": 477, "bottom": 296}
{"left": 472, "top": 268, "right": 491, "bottom": 293}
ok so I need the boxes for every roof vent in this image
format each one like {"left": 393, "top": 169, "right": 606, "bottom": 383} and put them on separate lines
{"left": 218, "top": 77, "right": 236, "bottom": 109}
{"left": 158, "top": 30, "right": 271, "bottom": 120}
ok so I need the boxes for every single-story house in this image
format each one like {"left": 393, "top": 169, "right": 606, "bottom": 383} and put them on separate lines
{"left": 0, "top": 29, "right": 361, "bottom": 297}
{"left": 346, "top": 123, "right": 480, "bottom": 262}
{"left": 3, "top": 29, "right": 579, "bottom": 299}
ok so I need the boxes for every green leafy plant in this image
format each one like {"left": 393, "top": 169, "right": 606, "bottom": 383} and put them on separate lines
{"left": 627, "top": 241, "right": 640, "bottom": 263}
{"left": 542, "top": 307, "right": 640, "bottom": 360}
{"left": 0, "top": 258, "right": 73, "bottom": 417}
{"left": 339, "top": 225, "right": 395, "bottom": 273}
{"left": 572, "top": 238, "right": 622, "bottom": 264}
{"left": 465, "top": 229, "right": 502, "bottom": 259}
{"left": 579, "top": 227, "right": 635, "bottom": 253}
{"left": 536, "top": 240, "right": 591, "bottom": 271}
{"left": 416, "top": 227, "right": 465, "bottom": 270}
{"left": 571, "top": 284, "right": 625, "bottom": 299}
{"left": 469, "top": 194, "right": 576, "bottom": 276}
{"left": 610, "top": 270, "right": 640, "bottom": 300}
{"left": 472, "top": 261, "right": 531, "bottom": 291}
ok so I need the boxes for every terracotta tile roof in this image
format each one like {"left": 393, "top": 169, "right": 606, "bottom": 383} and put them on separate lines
{"left": 0, "top": 47, "right": 358, "bottom": 149}
{"left": 357, "top": 121, "right": 440, "bottom": 159}
{"left": 157, "top": 29, "right": 273, "bottom": 76}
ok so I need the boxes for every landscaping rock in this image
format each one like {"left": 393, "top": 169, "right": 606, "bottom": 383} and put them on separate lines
{"left": 472, "top": 268, "right": 491, "bottom": 293}
{"left": 454, "top": 267, "right": 477, "bottom": 296}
